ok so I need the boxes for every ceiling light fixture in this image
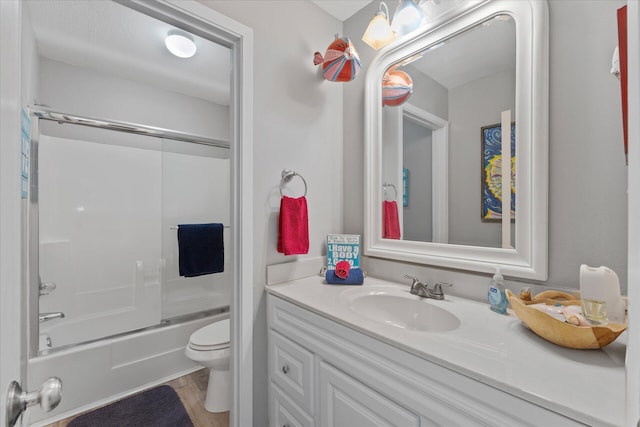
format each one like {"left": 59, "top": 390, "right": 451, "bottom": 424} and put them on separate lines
{"left": 391, "top": 0, "right": 425, "bottom": 37}
{"left": 165, "top": 30, "right": 197, "bottom": 58}
{"left": 362, "top": 2, "right": 395, "bottom": 50}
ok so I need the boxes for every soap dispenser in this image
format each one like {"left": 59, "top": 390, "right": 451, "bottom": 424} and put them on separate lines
{"left": 488, "top": 267, "right": 508, "bottom": 314}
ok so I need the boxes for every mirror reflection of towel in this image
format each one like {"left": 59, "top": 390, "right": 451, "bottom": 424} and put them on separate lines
{"left": 277, "top": 196, "right": 309, "bottom": 255}
{"left": 177, "top": 223, "right": 224, "bottom": 277}
{"left": 383, "top": 200, "right": 401, "bottom": 239}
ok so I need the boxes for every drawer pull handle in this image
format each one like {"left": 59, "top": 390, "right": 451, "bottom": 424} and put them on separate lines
{"left": 281, "top": 365, "right": 289, "bottom": 374}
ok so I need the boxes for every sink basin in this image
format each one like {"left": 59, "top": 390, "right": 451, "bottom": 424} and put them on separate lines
{"left": 340, "top": 285, "right": 461, "bottom": 332}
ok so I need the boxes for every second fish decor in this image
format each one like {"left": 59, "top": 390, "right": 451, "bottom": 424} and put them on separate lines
{"left": 313, "top": 34, "right": 361, "bottom": 82}
{"left": 382, "top": 67, "right": 413, "bottom": 106}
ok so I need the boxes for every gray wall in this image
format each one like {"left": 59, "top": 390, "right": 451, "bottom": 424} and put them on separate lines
{"left": 448, "top": 68, "right": 516, "bottom": 247}
{"left": 405, "top": 64, "right": 449, "bottom": 120}
{"left": 345, "top": 0, "right": 628, "bottom": 290}
{"left": 403, "top": 119, "right": 433, "bottom": 242}
{"left": 403, "top": 64, "right": 449, "bottom": 120}
{"left": 199, "top": 2, "right": 344, "bottom": 424}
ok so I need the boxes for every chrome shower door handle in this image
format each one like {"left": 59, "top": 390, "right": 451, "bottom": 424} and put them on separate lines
{"left": 6, "top": 377, "right": 63, "bottom": 427}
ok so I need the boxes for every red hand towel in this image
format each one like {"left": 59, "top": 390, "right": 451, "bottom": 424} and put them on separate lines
{"left": 277, "top": 196, "right": 309, "bottom": 255}
{"left": 383, "top": 200, "right": 401, "bottom": 239}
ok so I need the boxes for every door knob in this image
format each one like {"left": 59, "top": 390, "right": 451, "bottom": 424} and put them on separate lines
{"left": 6, "top": 377, "right": 62, "bottom": 427}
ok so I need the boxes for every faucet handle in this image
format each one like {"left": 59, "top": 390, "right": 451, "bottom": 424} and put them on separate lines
{"left": 402, "top": 274, "right": 420, "bottom": 285}
{"left": 433, "top": 282, "right": 452, "bottom": 296}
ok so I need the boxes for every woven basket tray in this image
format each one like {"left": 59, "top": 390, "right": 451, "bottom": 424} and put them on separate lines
{"left": 506, "top": 289, "right": 626, "bottom": 349}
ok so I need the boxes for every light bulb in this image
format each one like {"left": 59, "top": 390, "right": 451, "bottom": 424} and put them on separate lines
{"left": 165, "top": 30, "right": 197, "bottom": 58}
{"left": 391, "top": 0, "right": 425, "bottom": 36}
{"left": 362, "top": 9, "right": 395, "bottom": 50}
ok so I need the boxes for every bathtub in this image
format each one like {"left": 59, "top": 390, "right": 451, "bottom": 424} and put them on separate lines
{"left": 25, "top": 310, "right": 228, "bottom": 426}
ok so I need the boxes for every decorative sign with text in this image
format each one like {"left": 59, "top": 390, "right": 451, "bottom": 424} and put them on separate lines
{"left": 327, "top": 234, "right": 360, "bottom": 269}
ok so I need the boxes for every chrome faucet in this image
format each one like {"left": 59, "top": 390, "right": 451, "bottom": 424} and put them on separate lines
{"left": 403, "top": 274, "right": 451, "bottom": 300}
{"left": 39, "top": 312, "right": 65, "bottom": 323}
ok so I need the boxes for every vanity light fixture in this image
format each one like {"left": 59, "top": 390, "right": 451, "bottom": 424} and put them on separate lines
{"left": 362, "top": 1, "right": 395, "bottom": 50}
{"left": 165, "top": 29, "right": 197, "bottom": 58}
{"left": 390, "top": 0, "right": 425, "bottom": 37}
{"left": 417, "top": 0, "right": 440, "bottom": 22}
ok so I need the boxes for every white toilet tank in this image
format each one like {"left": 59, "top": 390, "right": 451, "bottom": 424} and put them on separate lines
{"left": 188, "top": 318, "right": 230, "bottom": 351}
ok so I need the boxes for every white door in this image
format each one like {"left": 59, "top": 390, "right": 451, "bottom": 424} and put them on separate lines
{"left": 1, "top": 3, "right": 63, "bottom": 426}
{"left": 1, "top": 1, "right": 27, "bottom": 426}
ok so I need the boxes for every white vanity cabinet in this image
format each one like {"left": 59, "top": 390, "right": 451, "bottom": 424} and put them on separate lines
{"left": 267, "top": 293, "right": 585, "bottom": 427}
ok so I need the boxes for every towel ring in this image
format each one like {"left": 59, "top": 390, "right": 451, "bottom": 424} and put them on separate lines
{"left": 382, "top": 182, "right": 397, "bottom": 201}
{"left": 279, "top": 169, "right": 308, "bottom": 197}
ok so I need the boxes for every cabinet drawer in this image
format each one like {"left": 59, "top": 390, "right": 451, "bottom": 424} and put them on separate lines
{"left": 270, "top": 383, "right": 314, "bottom": 427}
{"left": 269, "top": 329, "right": 315, "bottom": 413}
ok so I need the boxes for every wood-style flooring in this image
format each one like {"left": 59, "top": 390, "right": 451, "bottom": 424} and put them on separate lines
{"left": 43, "top": 369, "right": 229, "bottom": 427}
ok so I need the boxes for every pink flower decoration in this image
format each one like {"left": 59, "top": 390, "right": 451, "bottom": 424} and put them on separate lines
{"left": 335, "top": 260, "right": 351, "bottom": 279}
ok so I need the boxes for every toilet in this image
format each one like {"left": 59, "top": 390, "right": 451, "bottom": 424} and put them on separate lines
{"left": 185, "top": 318, "right": 230, "bottom": 413}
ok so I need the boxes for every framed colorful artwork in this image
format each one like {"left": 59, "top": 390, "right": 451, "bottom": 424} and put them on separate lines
{"left": 481, "top": 122, "right": 515, "bottom": 222}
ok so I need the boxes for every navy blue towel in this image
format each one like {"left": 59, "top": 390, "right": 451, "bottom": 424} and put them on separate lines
{"left": 325, "top": 268, "right": 364, "bottom": 285}
{"left": 177, "top": 223, "right": 224, "bottom": 277}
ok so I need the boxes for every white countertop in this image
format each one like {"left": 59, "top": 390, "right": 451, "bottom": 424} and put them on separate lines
{"left": 266, "top": 276, "right": 626, "bottom": 427}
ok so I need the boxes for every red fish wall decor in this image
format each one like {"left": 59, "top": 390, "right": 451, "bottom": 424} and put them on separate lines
{"left": 313, "top": 35, "right": 361, "bottom": 82}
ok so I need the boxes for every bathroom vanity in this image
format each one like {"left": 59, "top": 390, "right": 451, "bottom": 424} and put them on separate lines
{"left": 266, "top": 277, "right": 625, "bottom": 427}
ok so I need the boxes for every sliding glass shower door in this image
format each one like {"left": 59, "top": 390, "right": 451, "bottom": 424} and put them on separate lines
{"left": 37, "top": 125, "right": 230, "bottom": 352}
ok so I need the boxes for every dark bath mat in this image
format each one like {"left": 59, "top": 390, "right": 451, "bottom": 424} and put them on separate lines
{"left": 68, "top": 385, "right": 193, "bottom": 427}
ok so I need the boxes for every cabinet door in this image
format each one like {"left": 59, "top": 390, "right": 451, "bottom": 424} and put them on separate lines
{"left": 318, "top": 361, "right": 419, "bottom": 427}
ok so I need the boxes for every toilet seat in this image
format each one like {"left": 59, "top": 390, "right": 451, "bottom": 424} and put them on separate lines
{"left": 188, "top": 318, "right": 230, "bottom": 351}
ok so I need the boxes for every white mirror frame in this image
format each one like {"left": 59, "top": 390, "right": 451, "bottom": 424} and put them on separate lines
{"left": 364, "top": 0, "right": 549, "bottom": 280}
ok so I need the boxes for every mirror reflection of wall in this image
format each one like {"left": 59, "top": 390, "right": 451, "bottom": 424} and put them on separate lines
{"left": 382, "top": 14, "right": 516, "bottom": 248}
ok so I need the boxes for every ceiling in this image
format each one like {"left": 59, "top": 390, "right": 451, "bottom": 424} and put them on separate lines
{"left": 26, "top": 1, "right": 512, "bottom": 107}
{"left": 406, "top": 15, "right": 516, "bottom": 90}
{"left": 311, "top": 0, "right": 373, "bottom": 21}
{"left": 26, "top": 0, "right": 375, "bottom": 108}
{"left": 26, "top": 1, "right": 231, "bottom": 106}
